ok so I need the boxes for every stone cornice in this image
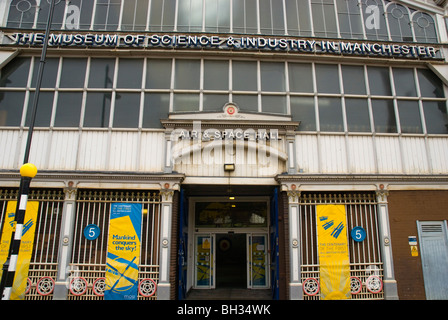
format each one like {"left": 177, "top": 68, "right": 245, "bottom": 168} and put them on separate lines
{"left": 276, "top": 173, "right": 448, "bottom": 184}
{"left": 0, "top": 170, "right": 185, "bottom": 190}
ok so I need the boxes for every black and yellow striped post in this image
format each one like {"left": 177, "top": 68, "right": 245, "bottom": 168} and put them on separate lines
{"left": 0, "top": 0, "right": 54, "bottom": 300}
{"left": 0, "top": 163, "right": 37, "bottom": 300}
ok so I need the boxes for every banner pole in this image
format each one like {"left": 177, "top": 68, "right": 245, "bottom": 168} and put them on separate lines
{"left": 0, "top": 0, "right": 55, "bottom": 300}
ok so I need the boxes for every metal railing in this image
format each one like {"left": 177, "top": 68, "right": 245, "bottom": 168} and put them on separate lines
{"left": 299, "top": 192, "right": 384, "bottom": 300}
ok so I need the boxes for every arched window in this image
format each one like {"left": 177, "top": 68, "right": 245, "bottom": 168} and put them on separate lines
{"left": 7, "top": 0, "right": 37, "bottom": 29}
{"left": 386, "top": 2, "right": 413, "bottom": 41}
{"left": 412, "top": 12, "right": 438, "bottom": 43}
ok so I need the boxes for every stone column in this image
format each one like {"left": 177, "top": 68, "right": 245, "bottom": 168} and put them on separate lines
{"left": 157, "top": 188, "right": 174, "bottom": 300}
{"left": 53, "top": 183, "right": 77, "bottom": 300}
{"left": 376, "top": 186, "right": 399, "bottom": 300}
{"left": 284, "top": 185, "right": 303, "bottom": 300}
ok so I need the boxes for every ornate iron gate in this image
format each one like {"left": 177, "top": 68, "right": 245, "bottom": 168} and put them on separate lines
{"left": 68, "top": 190, "right": 161, "bottom": 300}
{"left": 0, "top": 188, "right": 65, "bottom": 300}
{"left": 299, "top": 192, "right": 384, "bottom": 300}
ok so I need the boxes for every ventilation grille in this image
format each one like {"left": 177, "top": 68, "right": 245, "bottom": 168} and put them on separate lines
{"left": 421, "top": 224, "right": 443, "bottom": 233}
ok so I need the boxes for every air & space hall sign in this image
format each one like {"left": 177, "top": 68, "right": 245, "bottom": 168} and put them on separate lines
{"left": 6, "top": 32, "right": 440, "bottom": 59}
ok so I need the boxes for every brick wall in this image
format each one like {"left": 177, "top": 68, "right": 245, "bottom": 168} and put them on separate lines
{"left": 170, "top": 191, "right": 179, "bottom": 300}
{"left": 387, "top": 190, "right": 448, "bottom": 300}
{"left": 279, "top": 191, "right": 289, "bottom": 300}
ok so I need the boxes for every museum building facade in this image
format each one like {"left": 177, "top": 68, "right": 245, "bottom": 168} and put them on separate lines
{"left": 0, "top": 0, "right": 448, "bottom": 300}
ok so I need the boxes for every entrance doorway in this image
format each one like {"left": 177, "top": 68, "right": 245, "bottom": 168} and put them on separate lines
{"left": 216, "top": 233, "right": 246, "bottom": 288}
{"left": 190, "top": 197, "right": 271, "bottom": 290}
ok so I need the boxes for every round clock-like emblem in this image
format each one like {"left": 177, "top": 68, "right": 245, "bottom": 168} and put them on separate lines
{"left": 224, "top": 103, "right": 238, "bottom": 115}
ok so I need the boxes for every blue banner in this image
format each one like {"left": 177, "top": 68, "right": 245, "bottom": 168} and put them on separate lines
{"left": 104, "top": 203, "right": 142, "bottom": 300}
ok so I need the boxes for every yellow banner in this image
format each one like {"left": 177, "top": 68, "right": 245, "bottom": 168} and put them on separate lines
{"left": 105, "top": 203, "right": 142, "bottom": 300}
{"left": 316, "top": 204, "right": 351, "bottom": 300}
{"left": 0, "top": 201, "right": 39, "bottom": 300}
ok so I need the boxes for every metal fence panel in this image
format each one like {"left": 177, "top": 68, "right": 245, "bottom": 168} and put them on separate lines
{"left": 299, "top": 192, "right": 384, "bottom": 300}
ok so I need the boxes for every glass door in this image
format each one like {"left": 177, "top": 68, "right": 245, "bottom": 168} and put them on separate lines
{"left": 247, "top": 233, "right": 269, "bottom": 288}
{"left": 194, "top": 234, "right": 215, "bottom": 288}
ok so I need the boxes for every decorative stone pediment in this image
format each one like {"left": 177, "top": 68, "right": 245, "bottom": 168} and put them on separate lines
{"left": 161, "top": 103, "right": 299, "bottom": 133}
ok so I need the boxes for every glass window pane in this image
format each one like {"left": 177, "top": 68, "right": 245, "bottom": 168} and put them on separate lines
{"left": 173, "top": 93, "right": 200, "bottom": 112}
{"left": 203, "top": 94, "right": 229, "bottom": 111}
{"left": 195, "top": 202, "right": 267, "bottom": 228}
{"left": 205, "top": 0, "right": 231, "bottom": 33}
{"left": 233, "top": 0, "right": 257, "bottom": 34}
{"left": 117, "top": 59, "right": 143, "bottom": 88}
{"left": 371, "top": 99, "right": 397, "bottom": 133}
{"left": 368, "top": 67, "right": 392, "bottom": 96}
{"left": 113, "top": 93, "right": 140, "bottom": 128}
{"left": 143, "top": 93, "right": 170, "bottom": 128}
{"left": 285, "top": 0, "right": 312, "bottom": 36}
{"left": 178, "top": 0, "right": 203, "bottom": 32}
{"left": 0, "top": 57, "right": 31, "bottom": 88}
{"left": 311, "top": 0, "right": 337, "bottom": 38}
{"left": 89, "top": 58, "right": 115, "bottom": 88}
{"left": 94, "top": 0, "right": 121, "bottom": 30}
{"left": 26, "top": 91, "right": 54, "bottom": 127}
{"left": 397, "top": 100, "right": 422, "bottom": 133}
{"left": 121, "top": 0, "right": 148, "bottom": 31}
{"left": 261, "top": 62, "right": 285, "bottom": 92}
{"left": 318, "top": 97, "right": 343, "bottom": 132}
{"left": 259, "top": 0, "right": 284, "bottom": 35}
{"left": 31, "top": 58, "right": 59, "bottom": 88}
{"left": 417, "top": 69, "right": 444, "bottom": 98}
{"left": 345, "top": 98, "right": 371, "bottom": 132}
{"left": 337, "top": 0, "right": 363, "bottom": 39}
{"left": 149, "top": 0, "right": 176, "bottom": 31}
{"left": 232, "top": 94, "right": 258, "bottom": 112}
{"left": 232, "top": 61, "right": 257, "bottom": 91}
{"left": 204, "top": 61, "right": 229, "bottom": 90}
{"left": 60, "top": 58, "right": 87, "bottom": 88}
{"left": 262, "top": 95, "right": 286, "bottom": 114}
{"left": 174, "top": 60, "right": 200, "bottom": 90}
{"left": 84, "top": 92, "right": 112, "bottom": 127}
{"left": 315, "top": 64, "right": 339, "bottom": 94}
{"left": 0, "top": 91, "right": 25, "bottom": 126}
{"left": 423, "top": 101, "right": 448, "bottom": 134}
{"left": 146, "top": 59, "right": 172, "bottom": 89}
{"left": 289, "top": 63, "right": 313, "bottom": 93}
{"left": 290, "top": 96, "right": 316, "bottom": 131}
{"left": 342, "top": 65, "right": 366, "bottom": 94}
{"left": 54, "top": 92, "right": 82, "bottom": 127}
{"left": 393, "top": 68, "right": 417, "bottom": 97}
